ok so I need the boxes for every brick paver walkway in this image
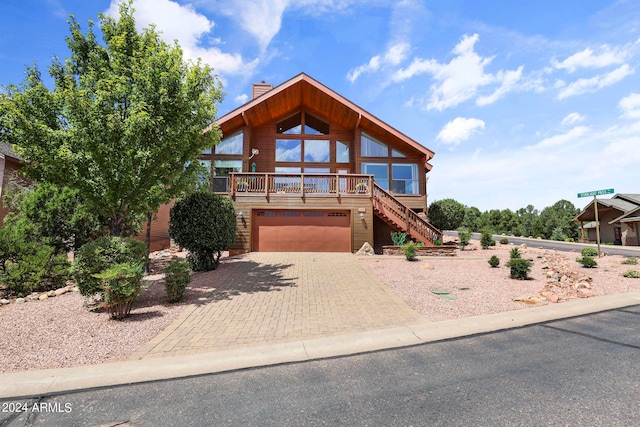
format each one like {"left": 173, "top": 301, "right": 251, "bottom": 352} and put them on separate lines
{"left": 132, "top": 253, "right": 422, "bottom": 359}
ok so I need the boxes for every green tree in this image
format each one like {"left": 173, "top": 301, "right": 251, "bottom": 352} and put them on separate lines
{"left": 516, "top": 205, "right": 541, "bottom": 237}
{"left": 0, "top": 0, "right": 223, "bottom": 236}
{"left": 428, "top": 198, "right": 465, "bottom": 231}
{"left": 461, "top": 206, "right": 482, "bottom": 231}
{"left": 538, "top": 199, "right": 580, "bottom": 240}
{"left": 169, "top": 192, "right": 236, "bottom": 271}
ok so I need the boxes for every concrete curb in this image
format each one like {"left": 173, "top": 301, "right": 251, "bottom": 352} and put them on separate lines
{"left": 2, "top": 290, "right": 639, "bottom": 399}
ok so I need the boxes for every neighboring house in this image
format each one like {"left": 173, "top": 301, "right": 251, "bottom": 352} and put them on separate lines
{"left": 0, "top": 142, "right": 27, "bottom": 224}
{"left": 194, "top": 73, "right": 440, "bottom": 253}
{"left": 575, "top": 193, "right": 640, "bottom": 246}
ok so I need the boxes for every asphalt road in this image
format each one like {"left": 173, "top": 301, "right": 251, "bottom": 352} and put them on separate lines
{"left": 2, "top": 306, "right": 639, "bottom": 426}
{"left": 444, "top": 230, "right": 640, "bottom": 257}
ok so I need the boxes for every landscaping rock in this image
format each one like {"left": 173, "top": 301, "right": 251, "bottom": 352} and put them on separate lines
{"left": 15, "top": 298, "right": 25, "bottom": 304}
{"left": 38, "top": 294, "right": 49, "bottom": 301}
{"left": 356, "top": 242, "right": 375, "bottom": 256}
{"left": 0, "top": 299, "right": 10, "bottom": 305}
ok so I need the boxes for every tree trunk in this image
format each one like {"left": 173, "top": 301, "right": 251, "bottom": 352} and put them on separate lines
{"left": 145, "top": 212, "right": 152, "bottom": 273}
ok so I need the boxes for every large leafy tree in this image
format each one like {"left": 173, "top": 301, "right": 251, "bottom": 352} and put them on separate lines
{"left": 428, "top": 198, "right": 466, "bottom": 231}
{"left": 538, "top": 199, "right": 580, "bottom": 240}
{"left": 0, "top": 1, "right": 223, "bottom": 236}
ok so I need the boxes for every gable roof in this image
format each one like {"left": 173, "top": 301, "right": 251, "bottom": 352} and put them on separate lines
{"left": 576, "top": 192, "right": 640, "bottom": 223}
{"left": 212, "top": 73, "right": 435, "bottom": 169}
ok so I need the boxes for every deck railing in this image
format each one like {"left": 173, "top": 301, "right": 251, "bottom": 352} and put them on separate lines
{"left": 228, "top": 173, "right": 373, "bottom": 198}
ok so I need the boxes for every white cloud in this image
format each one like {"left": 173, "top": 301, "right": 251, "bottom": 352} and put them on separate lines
{"left": 392, "top": 34, "right": 524, "bottom": 110}
{"left": 552, "top": 45, "right": 629, "bottom": 73}
{"left": 619, "top": 93, "right": 640, "bottom": 119}
{"left": 105, "top": 0, "right": 258, "bottom": 76}
{"left": 528, "top": 126, "right": 589, "bottom": 149}
{"left": 347, "top": 42, "right": 410, "bottom": 83}
{"left": 436, "top": 117, "right": 485, "bottom": 147}
{"left": 476, "top": 66, "right": 523, "bottom": 106}
{"left": 557, "top": 64, "right": 634, "bottom": 99}
{"left": 234, "top": 93, "right": 249, "bottom": 104}
{"left": 561, "top": 112, "right": 585, "bottom": 126}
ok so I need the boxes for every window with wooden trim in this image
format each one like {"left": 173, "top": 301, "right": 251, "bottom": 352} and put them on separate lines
{"left": 216, "top": 131, "right": 243, "bottom": 155}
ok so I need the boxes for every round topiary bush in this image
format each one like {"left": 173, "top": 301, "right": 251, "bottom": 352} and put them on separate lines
{"left": 169, "top": 192, "right": 236, "bottom": 271}
{"left": 499, "top": 237, "right": 509, "bottom": 245}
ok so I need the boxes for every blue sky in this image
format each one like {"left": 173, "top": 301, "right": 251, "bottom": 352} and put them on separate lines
{"left": 1, "top": 0, "right": 639, "bottom": 212}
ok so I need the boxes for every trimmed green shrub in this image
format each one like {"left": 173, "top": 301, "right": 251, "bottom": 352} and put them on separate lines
{"left": 169, "top": 192, "right": 236, "bottom": 271}
{"left": 403, "top": 242, "right": 418, "bottom": 261}
{"left": 488, "top": 255, "right": 500, "bottom": 268}
{"left": 581, "top": 247, "right": 598, "bottom": 257}
{"left": 506, "top": 247, "right": 531, "bottom": 279}
{"left": 621, "top": 257, "right": 638, "bottom": 265}
{"left": 576, "top": 256, "right": 597, "bottom": 268}
{"left": 622, "top": 270, "right": 640, "bottom": 278}
{"left": 499, "top": 237, "right": 509, "bottom": 245}
{"left": 506, "top": 258, "right": 532, "bottom": 280}
{"left": 164, "top": 258, "right": 191, "bottom": 303}
{"left": 391, "top": 232, "right": 407, "bottom": 246}
{"left": 94, "top": 262, "right": 144, "bottom": 320}
{"left": 72, "top": 236, "right": 147, "bottom": 298}
{"left": 480, "top": 229, "right": 495, "bottom": 249}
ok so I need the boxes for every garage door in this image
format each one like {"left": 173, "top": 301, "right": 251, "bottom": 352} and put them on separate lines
{"left": 252, "top": 210, "right": 351, "bottom": 252}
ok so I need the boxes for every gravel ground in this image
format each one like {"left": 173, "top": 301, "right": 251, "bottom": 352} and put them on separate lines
{"left": 1, "top": 242, "right": 639, "bottom": 374}
{"left": 362, "top": 239, "right": 640, "bottom": 322}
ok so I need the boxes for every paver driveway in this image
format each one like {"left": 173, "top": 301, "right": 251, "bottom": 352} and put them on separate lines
{"left": 133, "top": 252, "right": 422, "bottom": 359}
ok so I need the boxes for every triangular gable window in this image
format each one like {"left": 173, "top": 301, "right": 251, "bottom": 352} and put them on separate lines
{"left": 277, "top": 112, "right": 302, "bottom": 134}
{"left": 304, "top": 113, "right": 329, "bottom": 135}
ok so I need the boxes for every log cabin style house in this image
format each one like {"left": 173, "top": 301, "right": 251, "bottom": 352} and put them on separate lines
{"left": 192, "top": 73, "right": 441, "bottom": 254}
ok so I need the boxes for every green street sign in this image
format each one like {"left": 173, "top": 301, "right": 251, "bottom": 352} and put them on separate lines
{"left": 577, "top": 188, "right": 614, "bottom": 198}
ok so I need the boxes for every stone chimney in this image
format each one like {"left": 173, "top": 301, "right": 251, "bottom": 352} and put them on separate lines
{"left": 252, "top": 81, "right": 273, "bottom": 99}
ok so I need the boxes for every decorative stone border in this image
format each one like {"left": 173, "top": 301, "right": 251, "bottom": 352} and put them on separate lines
{"left": 0, "top": 284, "right": 78, "bottom": 306}
{"left": 382, "top": 245, "right": 457, "bottom": 256}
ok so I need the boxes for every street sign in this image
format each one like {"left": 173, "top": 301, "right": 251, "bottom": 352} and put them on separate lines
{"left": 577, "top": 188, "right": 614, "bottom": 198}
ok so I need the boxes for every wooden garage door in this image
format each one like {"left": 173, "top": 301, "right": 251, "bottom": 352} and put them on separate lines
{"left": 252, "top": 210, "right": 351, "bottom": 252}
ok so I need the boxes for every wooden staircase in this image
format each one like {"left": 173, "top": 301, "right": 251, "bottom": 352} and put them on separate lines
{"left": 372, "top": 183, "right": 441, "bottom": 246}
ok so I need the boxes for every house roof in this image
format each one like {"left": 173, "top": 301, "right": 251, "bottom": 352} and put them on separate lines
{"left": 576, "top": 193, "right": 640, "bottom": 223}
{"left": 211, "top": 73, "right": 435, "bottom": 169}
{"left": 0, "top": 142, "right": 21, "bottom": 161}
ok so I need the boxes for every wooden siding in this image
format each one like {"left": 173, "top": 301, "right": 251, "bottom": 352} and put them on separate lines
{"left": 134, "top": 201, "right": 174, "bottom": 252}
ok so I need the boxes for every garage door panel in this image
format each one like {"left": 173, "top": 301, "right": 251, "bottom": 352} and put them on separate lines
{"left": 253, "top": 210, "right": 351, "bottom": 252}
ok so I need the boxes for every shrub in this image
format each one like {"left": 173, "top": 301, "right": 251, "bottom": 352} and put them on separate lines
{"left": 488, "top": 255, "right": 500, "bottom": 268}
{"left": 622, "top": 270, "right": 640, "bottom": 278}
{"left": 499, "top": 237, "right": 509, "bottom": 245}
{"left": 509, "top": 247, "right": 522, "bottom": 259}
{"left": 72, "top": 236, "right": 147, "bottom": 298}
{"left": 458, "top": 228, "right": 471, "bottom": 250}
{"left": 427, "top": 199, "right": 465, "bottom": 231}
{"left": 576, "top": 256, "right": 597, "bottom": 268}
{"left": 391, "top": 232, "right": 407, "bottom": 246}
{"left": 581, "top": 247, "right": 598, "bottom": 257}
{"left": 434, "top": 239, "right": 441, "bottom": 246}
{"left": 169, "top": 192, "right": 236, "bottom": 271}
{"left": 480, "top": 229, "right": 495, "bottom": 249}
{"left": 506, "top": 258, "right": 532, "bottom": 280}
{"left": 403, "top": 242, "right": 418, "bottom": 261}
{"left": 506, "top": 247, "right": 531, "bottom": 279}
{"left": 94, "top": 262, "right": 144, "bottom": 320}
{"left": 621, "top": 257, "right": 638, "bottom": 265}
{"left": 164, "top": 258, "right": 191, "bottom": 303}
{"left": 0, "top": 225, "right": 70, "bottom": 297}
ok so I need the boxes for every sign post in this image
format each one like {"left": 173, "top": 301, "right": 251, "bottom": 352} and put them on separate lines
{"left": 577, "top": 188, "right": 614, "bottom": 257}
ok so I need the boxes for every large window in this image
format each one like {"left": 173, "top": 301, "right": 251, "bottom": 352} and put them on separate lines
{"left": 392, "top": 164, "right": 419, "bottom": 195}
{"left": 362, "top": 163, "right": 389, "bottom": 190}
{"left": 216, "top": 132, "right": 243, "bottom": 155}
{"left": 276, "top": 113, "right": 302, "bottom": 134}
{"left": 361, "top": 133, "right": 388, "bottom": 157}
{"left": 337, "top": 141, "right": 349, "bottom": 163}
{"left": 276, "top": 139, "right": 302, "bottom": 162}
{"left": 304, "top": 140, "right": 330, "bottom": 162}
